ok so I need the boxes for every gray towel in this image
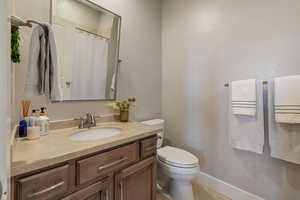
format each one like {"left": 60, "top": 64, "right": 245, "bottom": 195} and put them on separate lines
{"left": 24, "top": 25, "right": 46, "bottom": 97}
{"left": 24, "top": 24, "right": 63, "bottom": 101}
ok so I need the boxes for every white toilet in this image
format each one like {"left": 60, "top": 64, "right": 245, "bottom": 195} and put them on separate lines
{"left": 142, "top": 119, "right": 200, "bottom": 200}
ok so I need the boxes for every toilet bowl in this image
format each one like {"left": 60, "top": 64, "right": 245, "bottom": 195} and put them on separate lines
{"left": 157, "top": 146, "right": 200, "bottom": 200}
{"left": 142, "top": 119, "right": 200, "bottom": 200}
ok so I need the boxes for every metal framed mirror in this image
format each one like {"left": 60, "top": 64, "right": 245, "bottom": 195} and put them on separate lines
{"left": 51, "top": 0, "right": 121, "bottom": 101}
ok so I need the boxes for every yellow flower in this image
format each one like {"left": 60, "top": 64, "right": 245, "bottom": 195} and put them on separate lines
{"left": 106, "top": 98, "right": 137, "bottom": 111}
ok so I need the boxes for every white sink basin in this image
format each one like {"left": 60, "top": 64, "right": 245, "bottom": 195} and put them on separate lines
{"left": 69, "top": 128, "right": 122, "bottom": 141}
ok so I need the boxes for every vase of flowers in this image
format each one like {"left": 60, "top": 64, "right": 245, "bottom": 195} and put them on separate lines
{"left": 107, "top": 98, "right": 136, "bottom": 122}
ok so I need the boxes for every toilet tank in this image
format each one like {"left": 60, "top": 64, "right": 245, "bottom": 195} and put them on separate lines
{"left": 141, "top": 119, "right": 164, "bottom": 148}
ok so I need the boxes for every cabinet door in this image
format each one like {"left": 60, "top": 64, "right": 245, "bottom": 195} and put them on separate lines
{"left": 115, "top": 157, "right": 156, "bottom": 200}
{"left": 62, "top": 176, "right": 113, "bottom": 200}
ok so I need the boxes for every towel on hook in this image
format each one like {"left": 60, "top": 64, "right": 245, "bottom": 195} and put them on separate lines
{"left": 24, "top": 24, "right": 63, "bottom": 101}
{"left": 274, "top": 75, "right": 300, "bottom": 124}
{"left": 231, "top": 79, "right": 257, "bottom": 116}
{"left": 24, "top": 25, "right": 46, "bottom": 97}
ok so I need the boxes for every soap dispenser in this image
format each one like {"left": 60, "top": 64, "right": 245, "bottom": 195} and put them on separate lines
{"left": 27, "top": 109, "right": 41, "bottom": 140}
{"left": 29, "top": 109, "right": 38, "bottom": 127}
{"left": 38, "top": 107, "right": 50, "bottom": 136}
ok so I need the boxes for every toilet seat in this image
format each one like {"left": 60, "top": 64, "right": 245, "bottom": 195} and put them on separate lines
{"left": 157, "top": 146, "right": 199, "bottom": 168}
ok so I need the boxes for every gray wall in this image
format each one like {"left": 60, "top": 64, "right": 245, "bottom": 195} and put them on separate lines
{"left": 13, "top": 0, "right": 161, "bottom": 122}
{"left": 162, "top": 0, "right": 300, "bottom": 199}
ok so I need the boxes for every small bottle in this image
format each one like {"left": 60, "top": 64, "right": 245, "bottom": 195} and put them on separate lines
{"left": 38, "top": 107, "right": 50, "bottom": 136}
{"left": 29, "top": 109, "right": 39, "bottom": 127}
{"left": 19, "top": 120, "right": 27, "bottom": 138}
{"left": 27, "top": 109, "right": 41, "bottom": 140}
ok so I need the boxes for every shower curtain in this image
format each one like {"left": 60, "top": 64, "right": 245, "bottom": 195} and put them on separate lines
{"left": 105, "top": 16, "right": 120, "bottom": 99}
{"left": 71, "top": 30, "right": 108, "bottom": 100}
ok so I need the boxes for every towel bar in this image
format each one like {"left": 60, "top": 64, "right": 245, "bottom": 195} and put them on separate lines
{"left": 224, "top": 81, "right": 268, "bottom": 87}
{"left": 10, "top": 16, "right": 44, "bottom": 28}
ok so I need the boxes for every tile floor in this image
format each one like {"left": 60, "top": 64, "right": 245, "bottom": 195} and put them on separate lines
{"left": 192, "top": 181, "right": 232, "bottom": 200}
{"left": 156, "top": 181, "right": 232, "bottom": 200}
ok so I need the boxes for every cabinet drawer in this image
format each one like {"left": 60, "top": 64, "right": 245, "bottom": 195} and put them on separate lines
{"left": 17, "top": 165, "right": 71, "bottom": 200}
{"left": 141, "top": 136, "right": 157, "bottom": 159}
{"left": 62, "top": 176, "right": 113, "bottom": 200}
{"left": 77, "top": 142, "right": 139, "bottom": 185}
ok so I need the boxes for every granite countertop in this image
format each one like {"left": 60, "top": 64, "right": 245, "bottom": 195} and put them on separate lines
{"left": 11, "top": 121, "right": 161, "bottom": 177}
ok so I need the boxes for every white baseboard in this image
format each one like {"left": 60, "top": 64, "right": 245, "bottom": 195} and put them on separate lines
{"left": 197, "top": 172, "right": 265, "bottom": 200}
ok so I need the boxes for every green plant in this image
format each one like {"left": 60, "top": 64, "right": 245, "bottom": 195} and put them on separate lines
{"left": 11, "top": 25, "right": 21, "bottom": 63}
{"left": 107, "top": 98, "right": 136, "bottom": 111}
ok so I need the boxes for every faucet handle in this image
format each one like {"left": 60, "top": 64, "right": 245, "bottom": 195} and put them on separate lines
{"left": 78, "top": 117, "right": 84, "bottom": 129}
{"left": 86, "top": 113, "right": 96, "bottom": 127}
{"left": 91, "top": 114, "right": 96, "bottom": 126}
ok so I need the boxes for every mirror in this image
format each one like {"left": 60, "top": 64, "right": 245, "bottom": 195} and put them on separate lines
{"left": 51, "top": 0, "right": 121, "bottom": 101}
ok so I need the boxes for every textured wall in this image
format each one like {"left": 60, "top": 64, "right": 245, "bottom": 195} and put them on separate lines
{"left": 13, "top": 0, "right": 161, "bottom": 122}
{"left": 162, "top": 0, "right": 300, "bottom": 199}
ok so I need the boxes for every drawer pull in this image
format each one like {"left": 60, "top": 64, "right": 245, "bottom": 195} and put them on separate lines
{"left": 28, "top": 181, "right": 65, "bottom": 198}
{"left": 98, "top": 157, "right": 128, "bottom": 171}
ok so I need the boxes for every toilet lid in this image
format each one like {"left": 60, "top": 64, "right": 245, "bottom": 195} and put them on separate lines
{"left": 157, "top": 146, "right": 199, "bottom": 168}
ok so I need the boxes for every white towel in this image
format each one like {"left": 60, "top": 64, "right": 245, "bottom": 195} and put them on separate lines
{"left": 228, "top": 80, "right": 264, "bottom": 154}
{"left": 231, "top": 79, "right": 257, "bottom": 116}
{"left": 111, "top": 72, "right": 116, "bottom": 91}
{"left": 269, "top": 80, "right": 300, "bottom": 164}
{"left": 274, "top": 75, "right": 300, "bottom": 124}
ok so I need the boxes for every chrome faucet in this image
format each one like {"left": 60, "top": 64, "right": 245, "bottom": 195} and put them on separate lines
{"left": 79, "top": 113, "right": 96, "bottom": 129}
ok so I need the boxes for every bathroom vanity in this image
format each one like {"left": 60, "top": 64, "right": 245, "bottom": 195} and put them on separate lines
{"left": 10, "top": 0, "right": 162, "bottom": 199}
{"left": 11, "top": 122, "right": 161, "bottom": 200}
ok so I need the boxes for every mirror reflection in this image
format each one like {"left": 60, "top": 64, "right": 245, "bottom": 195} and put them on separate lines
{"left": 52, "top": 0, "right": 121, "bottom": 101}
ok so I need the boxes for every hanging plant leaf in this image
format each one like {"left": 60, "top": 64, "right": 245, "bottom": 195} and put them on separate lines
{"left": 11, "top": 25, "right": 21, "bottom": 63}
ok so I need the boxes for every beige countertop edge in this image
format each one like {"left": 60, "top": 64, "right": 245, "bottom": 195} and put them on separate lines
{"left": 11, "top": 129, "right": 159, "bottom": 177}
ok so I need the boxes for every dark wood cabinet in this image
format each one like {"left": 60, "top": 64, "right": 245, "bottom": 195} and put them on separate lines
{"left": 15, "top": 165, "right": 72, "bottom": 200}
{"left": 61, "top": 176, "right": 113, "bottom": 200}
{"left": 77, "top": 142, "right": 139, "bottom": 185}
{"left": 115, "top": 157, "right": 157, "bottom": 200}
{"left": 12, "top": 136, "right": 157, "bottom": 200}
{"left": 141, "top": 136, "right": 157, "bottom": 159}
